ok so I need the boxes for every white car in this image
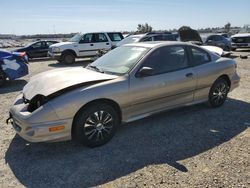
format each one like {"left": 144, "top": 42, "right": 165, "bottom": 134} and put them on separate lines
{"left": 48, "top": 32, "right": 124, "bottom": 64}
{"left": 231, "top": 33, "right": 250, "bottom": 51}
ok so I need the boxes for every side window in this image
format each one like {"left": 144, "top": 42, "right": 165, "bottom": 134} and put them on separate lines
{"left": 142, "top": 46, "right": 188, "bottom": 75}
{"left": 207, "top": 36, "right": 215, "bottom": 42}
{"left": 46, "top": 41, "right": 54, "bottom": 47}
{"left": 32, "top": 42, "right": 42, "bottom": 49}
{"left": 140, "top": 37, "right": 152, "bottom": 42}
{"left": 80, "top": 34, "right": 94, "bottom": 43}
{"left": 108, "top": 33, "right": 123, "bottom": 41}
{"left": 191, "top": 47, "right": 211, "bottom": 66}
{"left": 153, "top": 35, "right": 164, "bottom": 41}
{"left": 214, "top": 35, "right": 222, "bottom": 41}
{"left": 94, "top": 33, "right": 108, "bottom": 43}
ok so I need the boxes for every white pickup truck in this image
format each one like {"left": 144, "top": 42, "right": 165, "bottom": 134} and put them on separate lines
{"left": 231, "top": 33, "right": 250, "bottom": 51}
{"left": 48, "top": 32, "right": 124, "bottom": 64}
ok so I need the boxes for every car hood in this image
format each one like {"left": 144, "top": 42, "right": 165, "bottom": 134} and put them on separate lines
{"left": 50, "top": 41, "right": 77, "bottom": 48}
{"left": 231, "top": 33, "right": 250, "bottom": 38}
{"left": 23, "top": 67, "right": 118, "bottom": 100}
{"left": 178, "top": 26, "right": 203, "bottom": 44}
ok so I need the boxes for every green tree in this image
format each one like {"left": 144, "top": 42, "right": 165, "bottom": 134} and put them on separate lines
{"left": 224, "top": 22, "right": 231, "bottom": 33}
{"left": 136, "top": 23, "right": 153, "bottom": 34}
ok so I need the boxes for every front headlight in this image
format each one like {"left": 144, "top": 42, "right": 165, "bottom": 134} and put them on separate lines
{"left": 53, "top": 47, "right": 61, "bottom": 53}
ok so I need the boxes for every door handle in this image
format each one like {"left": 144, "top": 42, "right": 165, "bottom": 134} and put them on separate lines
{"left": 90, "top": 44, "right": 94, "bottom": 46}
{"left": 106, "top": 43, "right": 110, "bottom": 45}
{"left": 186, "top": 73, "right": 193, "bottom": 78}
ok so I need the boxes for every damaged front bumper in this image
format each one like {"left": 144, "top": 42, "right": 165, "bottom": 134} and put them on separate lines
{"left": 7, "top": 94, "right": 72, "bottom": 142}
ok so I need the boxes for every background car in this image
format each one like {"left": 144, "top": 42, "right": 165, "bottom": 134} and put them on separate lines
{"left": 14, "top": 40, "right": 58, "bottom": 59}
{"left": 114, "top": 32, "right": 177, "bottom": 48}
{"left": 9, "top": 42, "right": 240, "bottom": 147}
{"left": 48, "top": 32, "right": 124, "bottom": 64}
{"left": 231, "top": 33, "right": 250, "bottom": 51}
{"left": 0, "top": 50, "right": 28, "bottom": 86}
{"left": 202, "top": 34, "right": 231, "bottom": 51}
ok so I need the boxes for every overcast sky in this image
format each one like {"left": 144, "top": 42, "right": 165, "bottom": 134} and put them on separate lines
{"left": 0, "top": 0, "right": 249, "bottom": 35}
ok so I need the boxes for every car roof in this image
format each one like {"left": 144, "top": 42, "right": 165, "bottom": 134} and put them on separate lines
{"left": 124, "top": 41, "right": 193, "bottom": 49}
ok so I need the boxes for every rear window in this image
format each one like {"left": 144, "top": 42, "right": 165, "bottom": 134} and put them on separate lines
{"left": 108, "top": 33, "right": 124, "bottom": 42}
{"left": 191, "top": 47, "right": 211, "bottom": 66}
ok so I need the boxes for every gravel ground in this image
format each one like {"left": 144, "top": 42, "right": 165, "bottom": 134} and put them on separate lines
{"left": 0, "top": 50, "right": 249, "bottom": 188}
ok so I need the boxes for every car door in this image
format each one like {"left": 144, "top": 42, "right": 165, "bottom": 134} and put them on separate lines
{"left": 78, "top": 33, "right": 96, "bottom": 57}
{"left": 214, "top": 35, "right": 226, "bottom": 49}
{"left": 29, "top": 41, "right": 47, "bottom": 58}
{"left": 188, "top": 46, "right": 215, "bottom": 102}
{"left": 92, "top": 33, "right": 111, "bottom": 51}
{"left": 127, "top": 45, "right": 197, "bottom": 119}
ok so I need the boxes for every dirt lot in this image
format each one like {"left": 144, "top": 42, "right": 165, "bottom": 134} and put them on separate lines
{"left": 0, "top": 50, "right": 249, "bottom": 188}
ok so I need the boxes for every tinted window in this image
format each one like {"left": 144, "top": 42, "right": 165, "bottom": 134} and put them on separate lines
{"left": 154, "top": 35, "right": 176, "bottom": 41}
{"left": 142, "top": 46, "right": 188, "bottom": 75}
{"left": 80, "top": 34, "right": 94, "bottom": 43}
{"left": 94, "top": 33, "right": 108, "bottom": 42}
{"left": 214, "top": 35, "right": 223, "bottom": 41}
{"left": 207, "top": 36, "right": 215, "bottom": 41}
{"left": 191, "top": 47, "right": 210, "bottom": 65}
{"left": 32, "top": 42, "right": 46, "bottom": 48}
{"left": 140, "top": 36, "right": 153, "bottom": 42}
{"left": 108, "top": 33, "right": 124, "bottom": 41}
{"left": 153, "top": 35, "right": 163, "bottom": 41}
{"left": 46, "top": 41, "right": 56, "bottom": 47}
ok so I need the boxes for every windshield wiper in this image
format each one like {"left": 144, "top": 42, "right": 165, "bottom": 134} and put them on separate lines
{"left": 87, "top": 65, "right": 104, "bottom": 73}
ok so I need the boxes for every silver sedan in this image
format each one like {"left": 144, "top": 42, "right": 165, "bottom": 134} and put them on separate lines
{"left": 8, "top": 42, "right": 240, "bottom": 147}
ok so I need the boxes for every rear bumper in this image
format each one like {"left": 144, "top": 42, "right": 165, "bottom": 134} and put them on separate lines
{"left": 8, "top": 94, "right": 72, "bottom": 142}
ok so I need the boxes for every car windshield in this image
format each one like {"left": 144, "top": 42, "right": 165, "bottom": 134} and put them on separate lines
{"left": 69, "top": 33, "right": 82, "bottom": 42}
{"left": 87, "top": 46, "right": 149, "bottom": 75}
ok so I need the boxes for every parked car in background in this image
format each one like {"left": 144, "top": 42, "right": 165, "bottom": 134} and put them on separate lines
{"left": 202, "top": 34, "right": 231, "bottom": 51}
{"left": 114, "top": 32, "right": 177, "bottom": 48}
{"left": 48, "top": 32, "right": 124, "bottom": 64}
{"left": 0, "top": 50, "right": 28, "bottom": 86}
{"left": 231, "top": 33, "right": 250, "bottom": 51}
{"left": 8, "top": 41, "right": 240, "bottom": 147}
{"left": 14, "top": 40, "right": 58, "bottom": 59}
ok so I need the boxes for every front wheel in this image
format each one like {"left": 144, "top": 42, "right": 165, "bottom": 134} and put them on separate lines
{"left": 61, "top": 52, "right": 75, "bottom": 64}
{"left": 73, "top": 103, "right": 119, "bottom": 147}
{"left": 208, "top": 78, "right": 229, "bottom": 107}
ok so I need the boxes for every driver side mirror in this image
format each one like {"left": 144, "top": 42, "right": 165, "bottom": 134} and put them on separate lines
{"left": 207, "top": 39, "right": 213, "bottom": 43}
{"left": 137, "top": 67, "right": 154, "bottom": 77}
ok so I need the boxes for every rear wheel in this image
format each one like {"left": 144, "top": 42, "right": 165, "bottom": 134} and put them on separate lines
{"left": 208, "top": 78, "right": 229, "bottom": 107}
{"left": 61, "top": 52, "right": 75, "bottom": 64}
{"left": 73, "top": 103, "right": 119, "bottom": 147}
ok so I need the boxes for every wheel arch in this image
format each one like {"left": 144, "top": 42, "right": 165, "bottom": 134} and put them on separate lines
{"left": 71, "top": 98, "right": 122, "bottom": 136}
{"left": 217, "top": 74, "right": 231, "bottom": 89}
{"left": 62, "top": 49, "right": 77, "bottom": 57}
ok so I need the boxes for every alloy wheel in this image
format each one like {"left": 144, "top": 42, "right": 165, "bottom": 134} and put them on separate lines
{"left": 211, "top": 82, "right": 228, "bottom": 105}
{"left": 84, "top": 111, "right": 114, "bottom": 142}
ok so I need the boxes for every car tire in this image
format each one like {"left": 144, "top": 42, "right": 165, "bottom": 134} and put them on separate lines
{"left": 208, "top": 78, "right": 229, "bottom": 108}
{"left": 61, "top": 52, "right": 75, "bottom": 64}
{"left": 0, "top": 70, "right": 7, "bottom": 87}
{"left": 72, "top": 103, "right": 119, "bottom": 147}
